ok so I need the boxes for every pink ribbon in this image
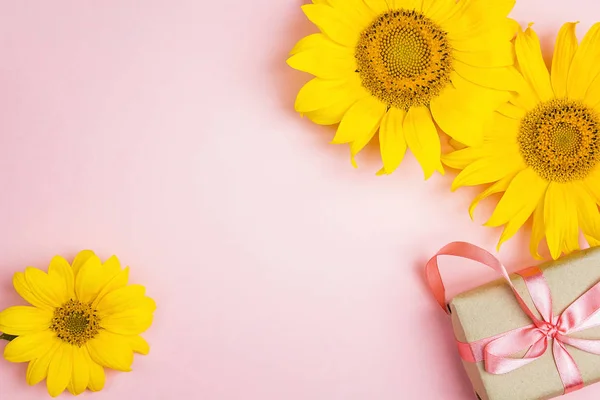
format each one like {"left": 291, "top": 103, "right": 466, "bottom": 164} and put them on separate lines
{"left": 426, "top": 242, "right": 600, "bottom": 395}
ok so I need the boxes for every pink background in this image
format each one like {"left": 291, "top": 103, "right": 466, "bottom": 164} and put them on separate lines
{"left": 0, "top": 1, "right": 599, "bottom": 399}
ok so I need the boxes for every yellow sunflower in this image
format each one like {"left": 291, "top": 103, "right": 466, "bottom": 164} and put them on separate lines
{"left": 445, "top": 22, "right": 600, "bottom": 260}
{"left": 288, "top": 0, "right": 519, "bottom": 178}
{"left": 0, "top": 250, "right": 156, "bottom": 397}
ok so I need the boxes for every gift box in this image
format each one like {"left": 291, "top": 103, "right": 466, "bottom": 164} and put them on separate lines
{"left": 426, "top": 243, "right": 600, "bottom": 400}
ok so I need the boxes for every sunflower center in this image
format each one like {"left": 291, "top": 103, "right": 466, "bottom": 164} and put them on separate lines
{"left": 50, "top": 299, "right": 100, "bottom": 347}
{"left": 355, "top": 9, "right": 452, "bottom": 110}
{"left": 519, "top": 99, "right": 600, "bottom": 183}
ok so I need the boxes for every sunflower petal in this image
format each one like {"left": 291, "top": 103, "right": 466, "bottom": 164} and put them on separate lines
{"left": 48, "top": 256, "right": 75, "bottom": 300}
{"left": 47, "top": 343, "right": 73, "bottom": 398}
{"left": 92, "top": 267, "right": 130, "bottom": 309}
{"left": 530, "top": 198, "right": 546, "bottom": 259}
{"left": 430, "top": 75, "right": 508, "bottom": 147}
{"left": 574, "top": 183, "right": 600, "bottom": 244}
{"left": 69, "top": 346, "right": 90, "bottom": 395}
{"left": 87, "top": 356, "right": 105, "bottom": 392}
{"left": 295, "top": 75, "right": 367, "bottom": 114}
{"left": 332, "top": 96, "right": 386, "bottom": 145}
{"left": 4, "top": 330, "right": 57, "bottom": 362}
{"left": 544, "top": 182, "right": 573, "bottom": 259}
{"left": 0, "top": 306, "right": 53, "bottom": 336}
{"left": 515, "top": 25, "right": 554, "bottom": 101}
{"left": 126, "top": 335, "right": 150, "bottom": 355}
{"left": 486, "top": 168, "right": 548, "bottom": 229}
{"left": 403, "top": 106, "right": 443, "bottom": 179}
{"left": 497, "top": 101, "right": 526, "bottom": 120}
{"left": 378, "top": 108, "right": 407, "bottom": 174}
{"left": 552, "top": 22, "right": 579, "bottom": 98}
{"left": 96, "top": 285, "right": 156, "bottom": 318}
{"left": 75, "top": 255, "right": 118, "bottom": 304}
{"left": 469, "top": 172, "right": 518, "bottom": 219}
{"left": 12, "top": 272, "right": 54, "bottom": 311}
{"left": 25, "top": 267, "right": 69, "bottom": 308}
{"left": 451, "top": 152, "right": 525, "bottom": 190}
{"left": 101, "top": 308, "right": 155, "bottom": 336}
{"left": 453, "top": 61, "right": 524, "bottom": 92}
{"left": 301, "top": 4, "right": 359, "bottom": 48}
{"left": 26, "top": 340, "right": 61, "bottom": 386}
{"left": 287, "top": 38, "right": 356, "bottom": 79}
{"left": 71, "top": 250, "right": 95, "bottom": 278}
{"left": 87, "top": 331, "right": 134, "bottom": 372}
{"left": 568, "top": 22, "right": 600, "bottom": 100}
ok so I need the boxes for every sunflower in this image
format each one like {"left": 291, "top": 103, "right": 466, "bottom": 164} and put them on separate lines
{"left": 444, "top": 22, "right": 600, "bottom": 259}
{"left": 0, "top": 250, "right": 156, "bottom": 397}
{"left": 288, "top": 0, "right": 519, "bottom": 178}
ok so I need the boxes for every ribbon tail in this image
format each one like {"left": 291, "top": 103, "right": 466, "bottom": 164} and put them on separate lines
{"left": 552, "top": 339, "right": 584, "bottom": 394}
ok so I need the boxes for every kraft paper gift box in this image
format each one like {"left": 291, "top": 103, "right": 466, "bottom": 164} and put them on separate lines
{"left": 426, "top": 243, "right": 600, "bottom": 400}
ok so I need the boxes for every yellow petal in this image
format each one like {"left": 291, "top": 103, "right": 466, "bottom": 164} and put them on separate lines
{"left": 301, "top": 4, "right": 359, "bottom": 48}
{"left": 287, "top": 37, "right": 356, "bottom": 79}
{"left": 453, "top": 61, "right": 524, "bottom": 92}
{"left": 87, "top": 331, "right": 134, "bottom": 372}
{"left": 92, "top": 267, "right": 130, "bottom": 309}
{"left": 585, "top": 167, "right": 600, "bottom": 204}
{"left": 378, "top": 108, "right": 407, "bottom": 174}
{"left": 326, "top": 0, "right": 376, "bottom": 27}
{"left": 430, "top": 75, "right": 508, "bottom": 147}
{"left": 332, "top": 96, "right": 386, "bottom": 145}
{"left": 0, "top": 306, "right": 53, "bottom": 336}
{"left": 75, "top": 255, "right": 118, "bottom": 304}
{"left": 48, "top": 256, "right": 75, "bottom": 300}
{"left": 530, "top": 198, "right": 546, "bottom": 259}
{"left": 575, "top": 182, "right": 600, "bottom": 244}
{"left": 25, "top": 267, "right": 70, "bottom": 308}
{"left": 497, "top": 101, "right": 526, "bottom": 120}
{"left": 544, "top": 182, "right": 575, "bottom": 259}
{"left": 551, "top": 22, "right": 579, "bottom": 98}
{"left": 362, "top": 0, "right": 389, "bottom": 14}
{"left": 451, "top": 151, "right": 524, "bottom": 190}
{"left": 348, "top": 100, "right": 387, "bottom": 165}
{"left": 295, "top": 75, "right": 367, "bottom": 114}
{"left": 88, "top": 358, "right": 106, "bottom": 392}
{"left": 26, "top": 340, "right": 61, "bottom": 386}
{"left": 4, "top": 329, "right": 57, "bottom": 362}
{"left": 486, "top": 168, "right": 548, "bottom": 233}
{"left": 304, "top": 99, "right": 363, "bottom": 126}
{"left": 515, "top": 25, "right": 554, "bottom": 101}
{"left": 71, "top": 250, "right": 95, "bottom": 278}
{"left": 47, "top": 343, "right": 73, "bottom": 398}
{"left": 69, "top": 346, "right": 90, "bottom": 395}
{"left": 390, "top": 0, "right": 421, "bottom": 10}
{"left": 126, "top": 335, "right": 150, "bottom": 355}
{"left": 403, "top": 106, "right": 443, "bottom": 179}
{"left": 96, "top": 284, "right": 148, "bottom": 316}
{"left": 13, "top": 272, "right": 54, "bottom": 311}
{"left": 469, "top": 172, "right": 518, "bottom": 219}
{"left": 422, "top": 0, "right": 455, "bottom": 22}
{"left": 453, "top": 41, "right": 513, "bottom": 68}
{"left": 568, "top": 22, "right": 600, "bottom": 100}
{"left": 101, "top": 308, "right": 154, "bottom": 336}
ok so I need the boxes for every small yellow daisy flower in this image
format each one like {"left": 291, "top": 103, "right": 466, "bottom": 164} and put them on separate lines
{"left": 0, "top": 251, "right": 156, "bottom": 397}
{"left": 288, "top": 0, "right": 519, "bottom": 177}
{"left": 445, "top": 23, "right": 600, "bottom": 260}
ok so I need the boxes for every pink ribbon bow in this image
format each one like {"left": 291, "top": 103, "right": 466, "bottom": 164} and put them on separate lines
{"left": 426, "top": 242, "right": 600, "bottom": 395}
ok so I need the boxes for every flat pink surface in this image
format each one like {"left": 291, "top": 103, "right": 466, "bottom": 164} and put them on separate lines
{"left": 0, "top": 1, "right": 599, "bottom": 399}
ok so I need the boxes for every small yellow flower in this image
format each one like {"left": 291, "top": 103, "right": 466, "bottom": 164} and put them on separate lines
{"left": 445, "top": 23, "right": 600, "bottom": 260}
{"left": 288, "top": 0, "right": 519, "bottom": 178}
{"left": 0, "top": 251, "right": 156, "bottom": 397}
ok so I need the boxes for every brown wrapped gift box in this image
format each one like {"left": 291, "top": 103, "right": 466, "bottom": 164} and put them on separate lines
{"left": 449, "top": 247, "right": 600, "bottom": 400}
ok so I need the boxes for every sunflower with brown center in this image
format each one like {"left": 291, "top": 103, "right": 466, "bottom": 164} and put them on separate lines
{"left": 445, "top": 23, "right": 600, "bottom": 259}
{"left": 288, "top": 0, "right": 519, "bottom": 177}
{"left": 0, "top": 251, "right": 156, "bottom": 397}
